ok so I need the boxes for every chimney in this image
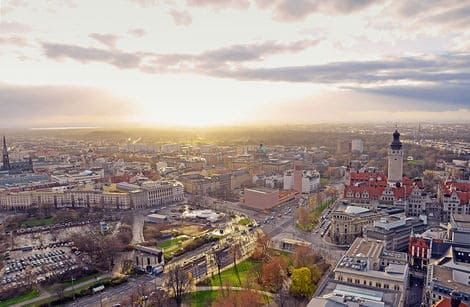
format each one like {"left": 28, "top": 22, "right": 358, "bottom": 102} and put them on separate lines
{"left": 451, "top": 290, "right": 462, "bottom": 307}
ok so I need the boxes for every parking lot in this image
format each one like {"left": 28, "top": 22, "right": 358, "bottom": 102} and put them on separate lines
{"left": 1, "top": 242, "right": 78, "bottom": 290}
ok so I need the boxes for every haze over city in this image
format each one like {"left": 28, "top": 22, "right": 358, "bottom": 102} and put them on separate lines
{"left": 1, "top": 0, "right": 469, "bottom": 128}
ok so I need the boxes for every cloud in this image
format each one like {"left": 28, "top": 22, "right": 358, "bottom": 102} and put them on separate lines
{"left": 129, "top": 0, "right": 159, "bottom": 7}
{"left": 40, "top": 39, "right": 470, "bottom": 107}
{"left": 42, "top": 39, "right": 318, "bottom": 70}
{"left": 0, "top": 21, "right": 32, "bottom": 33}
{"left": 184, "top": 0, "right": 377, "bottom": 21}
{"left": 186, "top": 0, "right": 250, "bottom": 10}
{"left": 89, "top": 33, "right": 120, "bottom": 48}
{"left": 42, "top": 42, "right": 141, "bottom": 68}
{"left": 357, "top": 83, "right": 470, "bottom": 108}
{"left": 168, "top": 9, "right": 192, "bottom": 26}
{"left": 199, "top": 39, "right": 319, "bottom": 62}
{"left": 128, "top": 28, "right": 146, "bottom": 37}
{"left": 391, "top": 0, "right": 470, "bottom": 28}
{"left": 0, "top": 36, "right": 29, "bottom": 47}
{"left": 0, "top": 83, "right": 134, "bottom": 127}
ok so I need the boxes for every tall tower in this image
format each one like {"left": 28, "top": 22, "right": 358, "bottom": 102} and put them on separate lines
{"left": 2, "top": 136, "right": 10, "bottom": 171}
{"left": 388, "top": 130, "right": 403, "bottom": 183}
{"left": 293, "top": 160, "right": 303, "bottom": 193}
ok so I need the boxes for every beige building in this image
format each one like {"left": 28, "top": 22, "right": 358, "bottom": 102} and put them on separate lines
{"left": 230, "top": 169, "right": 251, "bottom": 190}
{"left": 270, "top": 233, "right": 311, "bottom": 253}
{"left": 328, "top": 204, "right": 389, "bottom": 245}
{"left": 334, "top": 238, "right": 409, "bottom": 306}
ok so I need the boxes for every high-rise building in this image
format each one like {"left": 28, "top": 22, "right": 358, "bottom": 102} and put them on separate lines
{"left": 351, "top": 138, "right": 364, "bottom": 153}
{"left": 2, "top": 136, "right": 10, "bottom": 171}
{"left": 293, "top": 160, "right": 303, "bottom": 193}
{"left": 388, "top": 130, "right": 403, "bottom": 184}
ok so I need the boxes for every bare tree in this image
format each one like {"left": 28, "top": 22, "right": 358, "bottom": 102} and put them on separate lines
{"left": 232, "top": 242, "right": 242, "bottom": 285}
{"left": 166, "top": 265, "right": 191, "bottom": 306}
{"left": 213, "top": 249, "right": 224, "bottom": 286}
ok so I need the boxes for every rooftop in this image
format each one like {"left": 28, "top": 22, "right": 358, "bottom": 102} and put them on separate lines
{"left": 312, "top": 279, "right": 401, "bottom": 307}
{"left": 346, "top": 238, "right": 384, "bottom": 259}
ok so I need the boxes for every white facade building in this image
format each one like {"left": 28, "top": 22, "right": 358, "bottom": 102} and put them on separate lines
{"left": 351, "top": 139, "right": 364, "bottom": 153}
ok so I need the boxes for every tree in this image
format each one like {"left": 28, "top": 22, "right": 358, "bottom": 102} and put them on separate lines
{"left": 260, "top": 256, "right": 287, "bottom": 292}
{"left": 292, "top": 246, "right": 319, "bottom": 269}
{"left": 213, "top": 248, "right": 224, "bottom": 286}
{"left": 297, "top": 207, "right": 309, "bottom": 229}
{"left": 310, "top": 264, "right": 323, "bottom": 284}
{"left": 290, "top": 267, "right": 316, "bottom": 298}
{"left": 232, "top": 242, "right": 242, "bottom": 284}
{"left": 166, "top": 265, "right": 191, "bottom": 306}
{"left": 252, "top": 232, "right": 271, "bottom": 263}
{"left": 325, "top": 186, "right": 338, "bottom": 200}
{"left": 315, "top": 192, "right": 325, "bottom": 207}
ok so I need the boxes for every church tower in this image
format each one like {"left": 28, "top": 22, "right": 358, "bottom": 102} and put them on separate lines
{"left": 2, "top": 136, "right": 10, "bottom": 171}
{"left": 388, "top": 130, "right": 403, "bottom": 183}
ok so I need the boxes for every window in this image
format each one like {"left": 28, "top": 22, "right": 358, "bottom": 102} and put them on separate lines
{"left": 147, "top": 257, "right": 151, "bottom": 265}
{"left": 136, "top": 257, "right": 139, "bottom": 265}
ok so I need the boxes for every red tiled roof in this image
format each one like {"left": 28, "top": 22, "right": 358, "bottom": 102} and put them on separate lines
{"left": 457, "top": 191, "right": 470, "bottom": 205}
{"left": 393, "top": 186, "right": 414, "bottom": 199}
{"left": 433, "top": 297, "right": 468, "bottom": 307}
{"left": 350, "top": 171, "right": 386, "bottom": 181}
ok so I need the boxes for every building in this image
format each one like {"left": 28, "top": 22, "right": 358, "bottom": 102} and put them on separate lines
{"left": 351, "top": 138, "right": 364, "bottom": 153}
{"left": 364, "top": 213, "right": 427, "bottom": 251}
{"left": 328, "top": 203, "right": 400, "bottom": 245}
{"left": 1, "top": 136, "right": 33, "bottom": 174}
{"left": 230, "top": 169, "right": 251, "bottom": 190}
{"left": 293, "top": 160, "right": 303, "bottom": 193}
{"left": 448, "top": 214, "right": 470, "bottom": 245}
{"left": 433, "top": 295, "right": 468, "bottom": 307}
{"left": 311, "top": 280, "right": 402, "bottom": 307}
{"left": 243, "top": 187, "right": 298, "bottom": 210}
{"left": 147, "top": 213, "right": 168, "bottom": 223}
{"left": 284, "top": 168, "right": 320, "bottom": 193}
{"left": 134, "top": 245, "right": 164, "bottom": 274}
{"left": 407, "top": 185, "right": 436, "bottom": 216}
{"left": 388, "top": 130, "right": 404, "bottom": 184}
{"left": 334, "top": 238, "right": 409, "bottom": 306}
{"left": 408, "top": 233, "right": 431, "bottom": 271}
{"left": 270, "top": 233, "right": 311, "bottom": 253}
{"left": 141, "top": 180, "right": 184, "bottom": 206}
{"left": 425, "top": 246, "right": 470, "bottom": 306}
{"left": 343, "top": 170, "right": 420, "bottom": 205}
{"left": 438, "top": 180, "right": 470, "bottom": 222}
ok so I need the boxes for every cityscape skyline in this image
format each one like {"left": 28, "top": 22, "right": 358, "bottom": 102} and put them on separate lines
{"left": 1, "top": 0, "right": 469, "bottom": 128}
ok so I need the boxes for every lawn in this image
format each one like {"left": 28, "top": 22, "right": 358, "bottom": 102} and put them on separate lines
{"left": 208, "top": 259, "right": 256, "bottom": 287}
{"left": 157, "top": 236, "right": 192, "bottom": 258}
{"left": 61, "top": 272, "right": 103, "bottom": 287}
{"left": 0, "top": 290, "right": 40, "bottom": 307}
{"left": 183, "top": 290, "right": 219, "bottom": 307}
{"left": 157, "top": 236, "right": 187, "bottom": 250}
{"left": 407, "top": 159, "right": 425, "bottom": 166}
{"left": 238, "top": 218, "right": 251, "bottom": 226}
{"left": 29, "top": 278, "right": 113, "bottom": 307}
{"left": 20, "top": 217, "right": 54, "bottom": 228}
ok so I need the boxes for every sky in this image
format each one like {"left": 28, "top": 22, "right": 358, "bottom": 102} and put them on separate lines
{"left": 0, "top": 0, "right": 469, "bottom": 128}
